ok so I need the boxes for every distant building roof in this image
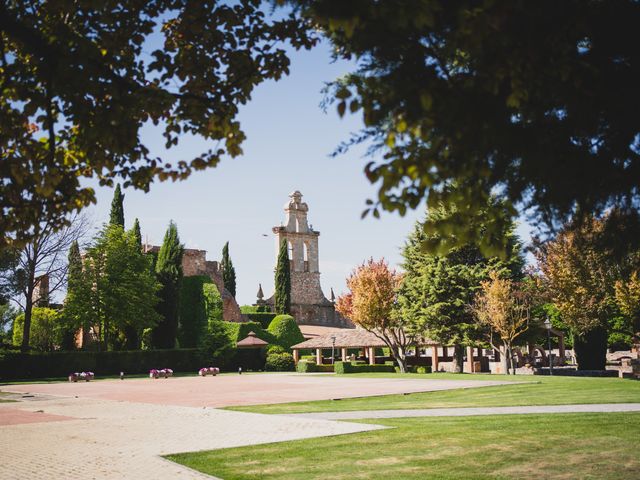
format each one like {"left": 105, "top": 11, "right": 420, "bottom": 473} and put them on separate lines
{"left": 298, "top": 324, "right": 354, "bottom": 340}
{"left": 292, "top": 329, "right": 438, "bottom": 350}
{"left": 236, "top": 331, "right": 269, "bottom": 349}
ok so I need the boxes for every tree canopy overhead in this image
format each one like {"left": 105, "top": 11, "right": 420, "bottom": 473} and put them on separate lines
{"left": 0, "top": 0, "right": 316, "bottom": 245}
{"left": 291, "top": 0, "right": 640, "bottom": 251}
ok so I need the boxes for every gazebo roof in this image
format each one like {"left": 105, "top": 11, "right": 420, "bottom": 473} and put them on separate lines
{"left": 236, "top": 331, "right": 269, "bottom": 349}
{"left": 291, "top": 329, "right": 438, "bottom": 350}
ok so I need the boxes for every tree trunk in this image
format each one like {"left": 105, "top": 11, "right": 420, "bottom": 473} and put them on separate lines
{"left": 394, "top": 346, "right": 408, "bottom": 373}
{"left": 452, "top": 344, "right": 464, "bottom": 373}
{"left": 505, "top": 343, "right": 513, "bottom": 375}
{"left": 21, "top": 294, "right": 34, "bottom": 353}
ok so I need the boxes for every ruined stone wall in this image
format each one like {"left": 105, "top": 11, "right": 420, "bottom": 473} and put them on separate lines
{"left": 147, "top": 246, "right": 245, "bottom": 323}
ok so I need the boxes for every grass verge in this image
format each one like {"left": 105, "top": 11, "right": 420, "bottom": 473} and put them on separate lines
{"left": 226, "top": 373, "right": 640, "bottom": 414}
{"left": 168, "top": 412, "right": 640, "bottom": 480}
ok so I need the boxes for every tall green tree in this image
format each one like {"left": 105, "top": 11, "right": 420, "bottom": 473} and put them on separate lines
{"left": 274, "top": 240, "right": 291, "bottom": 315}
{"left": 64, "top": 240, "right": 91, "bottom": 348}
{"left": 221, "top": 241, "right": 236, "bottom": 297}
{"left": 109, "top": 184, "right": 125, "bottom": 228}
{"left": 289, "top": 1, "right": 640, "bottom": 255}
{"left": 398, "top": 200, "right": 523, "bottom": 371}
{"left": 152, "top": 221, "right": 184, "bottom": 349}
{"left": 80, "top": 225, "right": 160, "bottom": 351}
{"left": 132, "top": 218, "right": 142, "bottom": 251}
{"left": 0, "top": 2, "right": 316, "bottom": 247}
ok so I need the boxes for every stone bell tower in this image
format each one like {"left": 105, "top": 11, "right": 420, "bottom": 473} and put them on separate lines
{"left": 267, "top": 191, "right": 351, "bottom": 327}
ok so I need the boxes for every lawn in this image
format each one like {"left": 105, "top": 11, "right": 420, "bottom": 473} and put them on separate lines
{"left": 168, "top": 412, "right": 640, "bottom": 480}
{"left": 227, "top": 373, "right": 640, "bottom": 414}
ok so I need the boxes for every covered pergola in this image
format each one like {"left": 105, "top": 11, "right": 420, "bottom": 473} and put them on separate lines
{"left": 236, "top": 331, "right": 269, "bottom": 349}
{"left": 291, "top": 330, "right": 439, "bottom": 367}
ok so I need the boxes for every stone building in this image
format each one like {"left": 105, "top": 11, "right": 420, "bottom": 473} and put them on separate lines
{"left": 266, "top": 191, "right": 352, "bottom": 329}
{"left": 144, "top": 245, "right": 244, "bottom": 323}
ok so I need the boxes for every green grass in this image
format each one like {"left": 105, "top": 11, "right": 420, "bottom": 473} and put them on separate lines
{"left": 168, "top": 412, "right": 640, "bottom": 480}
{"left": 227, "top": 373, "right": 640, "bottom": 414}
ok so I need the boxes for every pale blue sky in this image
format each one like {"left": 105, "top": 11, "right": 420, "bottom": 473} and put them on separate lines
{"left": 84, "top": 39, "right": 532, "bottom": 306}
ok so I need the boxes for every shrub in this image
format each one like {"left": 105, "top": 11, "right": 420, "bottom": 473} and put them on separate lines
{"left": 12, "top": 307, "right": 66, "bottom": 352}
{"left": 223, "top": 321, "right": 276, "bottom": 345}
{"left": 246, "top": 312, "right": 277, "bottom": 329}
{"left": 267, "top": 314, "right": 304, "bottom": 349}
{"left": 415, "top": 366, "right": 431, "bottom": 374}
{"left": 265, "top": 351, "right": 295, "bottom": 371}
{"left": 334, "top": 361, "right": 395, "bottom": 374}
{"left": 296, "top": 360, "right": 334, "bottom": 373}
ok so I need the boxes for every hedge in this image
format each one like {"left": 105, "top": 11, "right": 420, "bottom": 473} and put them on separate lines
{"left": 0, "top": 348, "right": 206, "bottom": 380}
{"left": 245, "top": 312, "right": 277, "bottom": 329}
{"left": 334, "top": 361, "right": 396, "bottom": 374}
{"left": 178, "top": 275, "right": 213, "bottom": 348}
{"left": 267, "top": 315, "right": 304, "bottom": 349}
{"left": 296, "top": 360, "right": 334, "bottom": 373}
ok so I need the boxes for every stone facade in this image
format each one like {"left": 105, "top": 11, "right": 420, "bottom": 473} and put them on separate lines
{"left": 266, "top": 191, "right": 352, "bottom": 328}
{"left": 145, "top": 246, "right": 244, "bottom": 323}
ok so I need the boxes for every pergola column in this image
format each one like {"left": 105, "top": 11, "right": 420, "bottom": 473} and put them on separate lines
{"left": 431, "top": 346, "right": 439, "bottom": 372}
{"left": 368, "top": 346, "right": 376, "bottom": 365}
{"left": 315, "top": 348, "right": 322, "bottom": 365}
{"left": 293, "top": 349, "right": 300, "bottom": 365}
{"left": 466, "top": 346, "right": 474, "bottom": 373}
{"left": 341, "top": 347, "right": 348, "bottom": 362}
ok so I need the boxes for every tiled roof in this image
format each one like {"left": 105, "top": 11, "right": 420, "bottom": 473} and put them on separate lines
{"left": 236, "top": 331, "right": 269, "bottom": 348}
{"left": 291, "top": 329, "right": 438, "bottom": 349}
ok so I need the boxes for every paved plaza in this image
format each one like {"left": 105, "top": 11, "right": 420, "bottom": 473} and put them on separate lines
{"left": 0, "top": 373, "right": 514, "bottom": 479}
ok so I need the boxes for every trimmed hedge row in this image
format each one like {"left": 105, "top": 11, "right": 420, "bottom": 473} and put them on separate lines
{"left": 0, "top": 349, "right": 205, "bottom": 380}
{"left": 334, "top": 361, "right": 396, "bottom": 374}
{"left": 296, "top": 360, "right": 334, "bottom": 373}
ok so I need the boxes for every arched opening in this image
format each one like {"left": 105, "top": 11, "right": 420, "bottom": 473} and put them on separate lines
{"left": 303, "top": 242, "right": 309, "bottom": 272}
{"left": 288, "top": 240, "right": 294, "bottom": 269}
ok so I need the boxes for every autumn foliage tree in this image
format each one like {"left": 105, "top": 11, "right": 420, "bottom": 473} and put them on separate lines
{"left": 471, "top": 271, "right": 534, "bottom": 375}
{"left": 336, "top": 258, "right": 415, "bottom": 373}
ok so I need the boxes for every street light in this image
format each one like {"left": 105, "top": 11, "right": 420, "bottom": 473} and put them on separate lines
{"left": 544, "top": 318, "right": 553, "bottom": 376}
{"left": 331, "top": 336, "right": 336, "bottom": 365}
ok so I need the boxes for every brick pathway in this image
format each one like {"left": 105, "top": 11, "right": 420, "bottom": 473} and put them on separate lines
{"left": 4, "top": 373, "right": 514, "bottom": 408}
{"left": 0, "top": 396, "right": 385, "bottom": 479}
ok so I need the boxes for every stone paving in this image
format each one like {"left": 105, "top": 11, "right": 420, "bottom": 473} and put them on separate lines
{"left": 285, "top": 402, "right": 640, "bottom": 420}
{"left": 0, "top": 395, "right": 385, "bottom": 479}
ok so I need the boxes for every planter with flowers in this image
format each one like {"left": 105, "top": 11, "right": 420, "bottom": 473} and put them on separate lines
{"left": 198, "top": 367, "right": 220, "bottom": 377}
{"left": 68, "top": 372, "right": 94, "bottom": 382}
{"left": 149, "top": 368, "right": 173, "bottom": 379}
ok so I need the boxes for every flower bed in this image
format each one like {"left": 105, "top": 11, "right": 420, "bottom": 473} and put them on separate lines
{"left": 68, "top": 371, "right": 94, "bottom": 382}
{"left": 149, "top": 368, "right": 173, "bottom": 379}
{"left": 198, "top": 367, "right": 220, "bottom": 376}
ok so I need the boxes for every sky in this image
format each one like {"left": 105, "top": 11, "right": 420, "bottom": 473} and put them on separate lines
{"left": 83, "top": 38, "right": 533, "bottom": 306}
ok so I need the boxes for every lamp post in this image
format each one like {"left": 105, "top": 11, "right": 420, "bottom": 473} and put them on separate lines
{"left": 544, "top": 318, "right": 553, "bottom": 376}
{"left": 331, "top": 336, "right": 336, "bottom": 365}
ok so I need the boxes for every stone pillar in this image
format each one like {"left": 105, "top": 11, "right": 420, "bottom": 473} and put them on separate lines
{"left": 466, "top": 346, "right": 474, "bottom": 373}
{"left": 315, "top": 348, "right": 322, "bottom": 365}
{"left": 341, "top": 348, "right": 348, "bottom": 362}
{"left": 293, "top": 349, "right": 300, "bottom": 365}
{"left": 368, "top": 347, "right": 376, "bottom": 365}
{"left": 431, "top": 346, "right": 439, "bottom": 372}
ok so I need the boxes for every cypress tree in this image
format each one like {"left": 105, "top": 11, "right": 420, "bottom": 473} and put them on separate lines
{"left": 152, "top": 221, "right": 184, "bottom": 349}
{"left": 221, "top": 241, "right": 236, "bottom": 298}
{"left": 66, "top": 240, "right": 89, "bottom": 348}
{"left": 274, "top": 239, "right": 291, "bottom": 314}
{"left": 132, "top": 218, "right": 142, "bottom": 251}
{"left": 109, "top": 184, "right": 125, "bottom": 228}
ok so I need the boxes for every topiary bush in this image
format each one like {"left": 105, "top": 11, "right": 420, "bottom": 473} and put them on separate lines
{"left": 265, "top": 351, "right": 295, "bottom": 371}
{"left": 178, "top": 275, "right": 212, "bottom": 348}
{"left": 267, "top": 314, "right": 304, "bottom": 349}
